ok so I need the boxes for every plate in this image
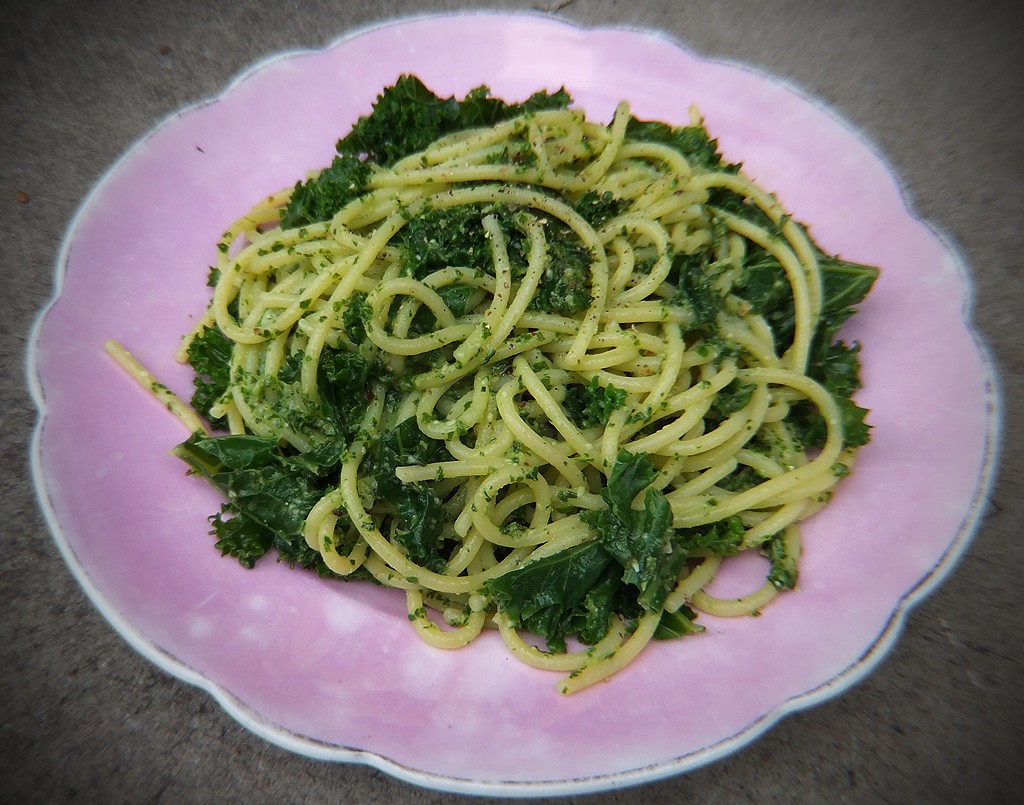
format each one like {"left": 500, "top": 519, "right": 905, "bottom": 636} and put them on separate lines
{"left": 28, "top": 12, "right": 1000, "bottom": 796}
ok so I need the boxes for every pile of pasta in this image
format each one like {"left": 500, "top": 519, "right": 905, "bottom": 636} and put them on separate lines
{"left": 110, "top": 91, "right": 872, "bottom": 694}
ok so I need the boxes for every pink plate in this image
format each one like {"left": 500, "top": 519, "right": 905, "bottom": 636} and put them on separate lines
{"left": 28, "top": 12, "right": 1000, "bottom": 796}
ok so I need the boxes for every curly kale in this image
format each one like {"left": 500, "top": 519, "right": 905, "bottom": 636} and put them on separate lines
{"left": 564, "top": 376, "right": 628, "bottom": 429}
{"left": 173, "top": 432, "right": 342, "bottom": 576}
{"left": 363, "top": 417, "right": 451, "bottom": 573}
{"left": 280, "top": 154, "right": 371, "bottom": 230}
{"left": 625, "top": 116, "right": 740, "bottom": 173}
{"left": 340, "top": 75, "right": 572, "bottom": 167}
{"left": 530, "top": 224, "right": 594, "bottom": 316}
{"left": 185, "top": 326, "right": 232, "bottom": 429}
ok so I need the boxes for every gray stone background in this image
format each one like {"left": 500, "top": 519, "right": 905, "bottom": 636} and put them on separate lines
{"left": 3, "top": 1, "right": 1021, "bottom": 802}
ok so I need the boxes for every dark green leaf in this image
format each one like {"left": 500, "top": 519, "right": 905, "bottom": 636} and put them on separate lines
{"left": 273, "top": 531, "right": 345, "bottom": 579}
{"left": 625, "top": 117, "right": 739, "bottom": 172}
{"left": 366, "top": 417, "right": 448, "bottom": 499}
{"left": 212, "top": 464, "right": 321, "bottom": 539}
{"left": 676, "top": 516, "right": 745, "bottom": 556}
{"left": 735, "top": 248, "right": 796, "bottom": 351}
{"left": 818, "top": 253, "right": 879, "bottom": 319}
{"left": 485, "top": 540, "right": 614, "bottom": 652}
{"left": 766, "top": 534, "right": 798, "bottom": 590}
{"left": 789, "top": 341, "right": 870, "bottom": 449}
{"left": 735, "top": 241, "right": 878, "bottom": 451}
{"left": 716, "top": 465, "right": 766, "bottom": 493}
{"left": 176, "top": 433, "right": 279, "bottom": 472}
{"left": 408, "top": 283, "right": 478, "bottom": 336}
{"left": 596, "top": 450, "right": 659, "bottom": 521}
{"left": 667, "top": 250, "right": 726, "bottom": 331}
{"left": 709, "top": 380, "right": 755, "bottom": 419}
{"left": 280, "top": 154, "right": 371, "bottom": 228}
{"left": 339, "top": 75, "right": 571, "bottom": 167}
{"left": 365, "top": 417, "right": 450, "bottom": 572}
{"left": 316, "top": 348, "right": 374, "bottom": 440}
{"left": 573, "top": 190, "right": 627, "bottom": 228}
{"left": 435, "top": 283, "right": 476, "bottom": 318}
{"left": 398, "top": 204, "right": 513, "bottom": 279}
{"left": 653, "top": 606, "right": 705, "bottom": 640}
{"left": 570, "top": 568, "right": 623, "bottom": 645}
{"left": 342, "top": 292, "right": 372, "bottom": 345}
{"left": 708, "top": 187, "right": 779, "bottom": 233}
{"left": 583, "top": 452, "right": 685, "bottom": 612}
{"left": 564, "top": 376, "right": 628, "bottom": 428}
{"left": 392, "top": 487, "right": 446, "bottom": 573}
{"left": 277, "top": 351, "right": 304, "bottom": 384}
{"left": 282, "top": 439, "right": 347, "bottom": 474}
{"left": 530, "top": 219, "right": 593, "bottom": 316}
{"left": 176, "top": 433, "right": 330, "bottom": 570}
{"left": 817, "top": 340, "right": 862, "bottom": 399}
{"left": 185, "top": 326, "right": 232, "bottom": 428}
{"left": 210, "top": 508, "right": 275, "bottom": 569}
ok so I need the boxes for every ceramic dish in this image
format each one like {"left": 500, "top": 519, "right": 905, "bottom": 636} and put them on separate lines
{"left": 28, "top": 12, "right": 1000, "bottom": 796}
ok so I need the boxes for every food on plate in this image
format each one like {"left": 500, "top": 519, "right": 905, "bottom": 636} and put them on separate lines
{"left": 108, "top": 76, "right": 878, "bottom": 693}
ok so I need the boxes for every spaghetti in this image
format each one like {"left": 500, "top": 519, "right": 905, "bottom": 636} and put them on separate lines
{"left": 109, "top": 78, "right": 877, "bottom": 693}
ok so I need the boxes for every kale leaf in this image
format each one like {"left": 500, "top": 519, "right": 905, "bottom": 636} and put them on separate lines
{"left": 788, "top": 377, "right": 871, "bottom": 449}
{"left": 409, "top": 283, "right": 478, "bottom": 336}
{"left": 583, "top": 452, "right": 684, "bottom": 612}
{"left": 486, "top": 452, "right": 677, "bottom": 651}
{"left": 174, "top": 432, "right": 338, "bottom": 576}
{"left": 398, "top": 204, "right": 507, "bottom": 279}
{"left": 397, "top": 201, "right": 593, "bottom": 316}
{"left": 365, "top": 417, "right": 450, "bottom": 499}
{"left": 179, "top": 432, "right": 279, "bottom": 471}
{"left": 716, "top": 465, "right": 767, "bottom": 493}
{"left": 573, "top": 190, "right": 627, "bottom": 228}
{"left": 736, "top": 246, "right": 879, "bottom": 357}
{"left": 733, "top": 247, "right": 798, "bottom": 350}
{"left": 484, "top": 541, "right": 615, "bottom": 652}
{"left": 207, "top": 506, "right": 275, "bottom": 569}
{"left": 708, "top": 379, "right": 756, "bottom": 419}
{"left": 675, "top": 516, "right": 745, "bottom": 556}
{"left": 280, "top": 154, "right": 371, "bottom": 229}
{"left": 667, "top": 249, "right": 727, "bottom": 332}
{"left": 435, "top": 283, "right": 476, "bottom": 317}
{"left": 316, "top": 348, "right": 374, "bottom": 440}
{"left": 364, "top": 417, "right": 450, "bottom": 573}
{"left": 765, "top": 533, "right": 798, "bottom": 590}
{"left": 279, "top": 76, "right": 570, "bottom": 227}
{"left": 586, "top": 453, "right": 746, "bottom": 613}
{"left": 339, "top": 75, "right": 571, "bottom": 167}
{"left": 391, "top": 487, "right": 446, "bottom": 573}
{"left": 625, "top": 117, "right": 739, "bottom": 172}
{"left": 735, "top": 243, "right": 879, "bottom": 450}
{"left": 173, "top": 433, "right": 319, "bottom": 534}
{"left": 564, "top": 376, "right": 628, "bottom": 429}
{"left": 794, "top": 252, "right": 877, "bottom": 448}
{"left": 185, "top": 326, "right": 232, "bottom": 429}
{"left": 530, "top": 221, "right": 593, "bottom": 315}
{"left": 341, "top": 292, "right": 372, "bottom": 345}
{"left": 707, "top": 187, "right": 783, "bottom": 234}
{"left": 174, "top": 401, "right": 449, "bottom": 579}
{"left": 653, "top": 606, "right": 705, "bottom": 640}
